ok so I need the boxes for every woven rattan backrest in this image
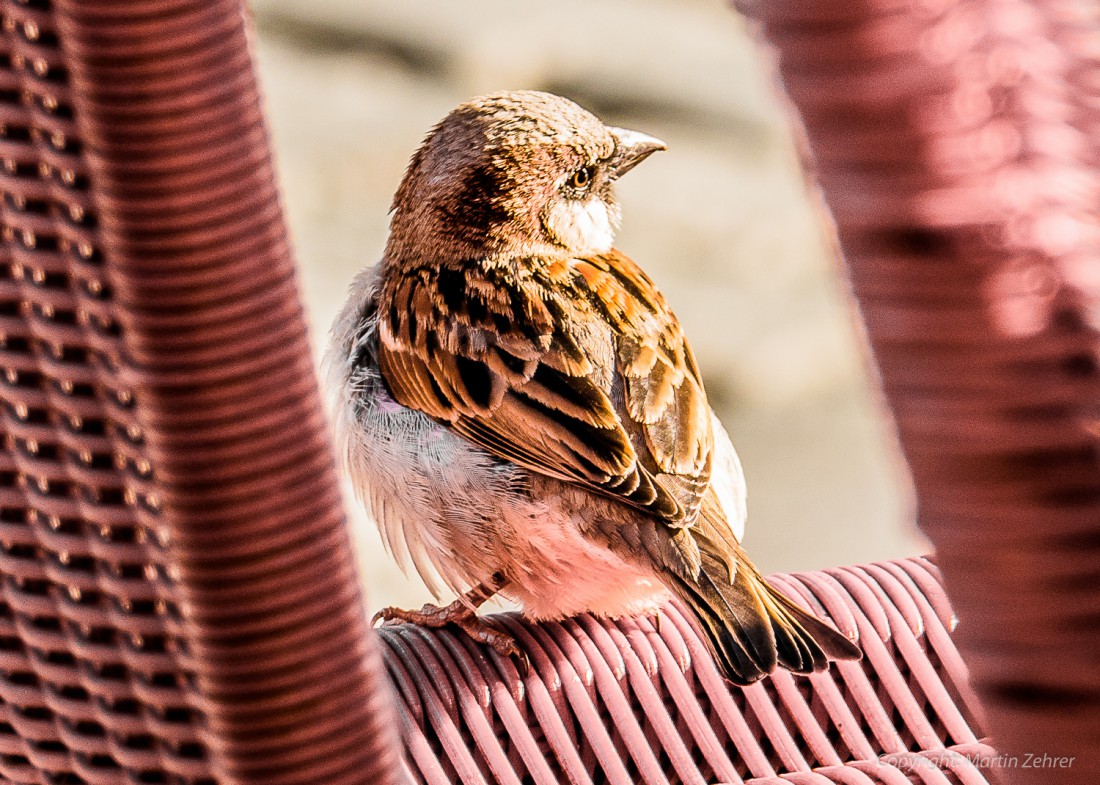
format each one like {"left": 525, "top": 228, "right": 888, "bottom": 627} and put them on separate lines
{"left": 0, "top": 2, "right": 397, "bottom": 784}
{"left": 734, "top": 0, "right": 1100, "bottom": 782}
{"left": 384, "top": 557, "right": 991, "bottom": 784}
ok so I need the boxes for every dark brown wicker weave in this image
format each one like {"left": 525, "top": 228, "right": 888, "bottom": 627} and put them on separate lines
{"left": 0, "top": 0, "right": 1093, "bottom": 784}
{"left": 0, "top": 1, "right": 397, "bottom": 783}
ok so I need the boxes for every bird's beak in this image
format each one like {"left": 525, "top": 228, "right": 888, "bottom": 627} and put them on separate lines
{"left": 608, "top": 127, "right": 667, "bottom": 179}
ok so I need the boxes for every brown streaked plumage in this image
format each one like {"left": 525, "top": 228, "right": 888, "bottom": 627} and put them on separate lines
{"left": 377, "top": 248, "right": 710, "bottom": 523}
{"left": 327, "top": 90, "right": 861, "bottom": 684}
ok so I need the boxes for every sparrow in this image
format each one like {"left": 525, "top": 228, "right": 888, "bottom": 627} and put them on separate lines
{"left": 327, "top": 90, "right": 861, "bottom": 684}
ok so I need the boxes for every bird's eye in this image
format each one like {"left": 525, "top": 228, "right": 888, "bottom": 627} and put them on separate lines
{"left": 569, "top": 166, "right": 594, "bottom": 191}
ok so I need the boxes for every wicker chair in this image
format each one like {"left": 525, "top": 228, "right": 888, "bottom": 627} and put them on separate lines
{"left": 0, "top": 1, "right": 1093, "bottom": 784}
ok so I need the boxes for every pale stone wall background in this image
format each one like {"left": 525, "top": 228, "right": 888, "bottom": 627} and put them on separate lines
{"left": 249, "top": 0, "right": 928, "bottom": 611}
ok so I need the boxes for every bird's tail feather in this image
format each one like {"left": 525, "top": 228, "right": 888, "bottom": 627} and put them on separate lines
{"left": 670, "top": 541, "right": 862, "bottom": 685}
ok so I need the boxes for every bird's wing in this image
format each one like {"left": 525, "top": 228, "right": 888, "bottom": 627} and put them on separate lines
{"left": 709, "top": 413, "right": 748, "bottom": 542}
{"left": 376, "top": 249, "right": 713, "bottom": 523}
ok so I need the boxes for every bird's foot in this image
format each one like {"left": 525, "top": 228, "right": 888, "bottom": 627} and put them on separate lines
{"left": 373, "top": 599, "right": 522, "bottom": 659}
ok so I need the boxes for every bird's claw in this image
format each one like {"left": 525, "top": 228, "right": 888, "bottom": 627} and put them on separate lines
{"left": 372, "top": 602, "right": 523, "bottom": 661}
{"left": 515, "top": 648, "right": 531, "bottom": 677}
{"left": 372, "top": 602, "right": 450, "bottom": 628}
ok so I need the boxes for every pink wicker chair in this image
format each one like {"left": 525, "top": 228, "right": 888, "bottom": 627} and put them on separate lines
{"left": 381, "top": 558, "right": 991, "bottom": 784}
{"left": 0, "top": 1, "right": 1093, "bottom": 784}
{"left": 737, "top": 3, "right": 1100, "bottom": 783}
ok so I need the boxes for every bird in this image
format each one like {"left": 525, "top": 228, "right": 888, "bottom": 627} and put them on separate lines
{"left": 327, "top": 90, "right": 861, "bottom": 684}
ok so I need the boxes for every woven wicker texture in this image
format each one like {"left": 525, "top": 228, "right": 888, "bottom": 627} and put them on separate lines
{"left": 732, "top": 1, "right": 1100, "bottom": 782}
{"left": 0, "top": 1, "right": 397, "bottom": 784}
{"left": 384, "top": 557, "right": 991, "bottom": 784}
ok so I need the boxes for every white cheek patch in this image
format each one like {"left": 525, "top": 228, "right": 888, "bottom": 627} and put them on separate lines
{"left": 544, "top": 197, "right": 616, "bottom": 254}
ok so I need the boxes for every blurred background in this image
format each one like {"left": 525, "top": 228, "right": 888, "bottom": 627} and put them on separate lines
{"left": 249, "top": 0, "right": 928, "bottom": 611}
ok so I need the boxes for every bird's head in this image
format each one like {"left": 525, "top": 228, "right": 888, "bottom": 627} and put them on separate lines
{"left": 386, "top": 90, "right": 666, "bottom": 262}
